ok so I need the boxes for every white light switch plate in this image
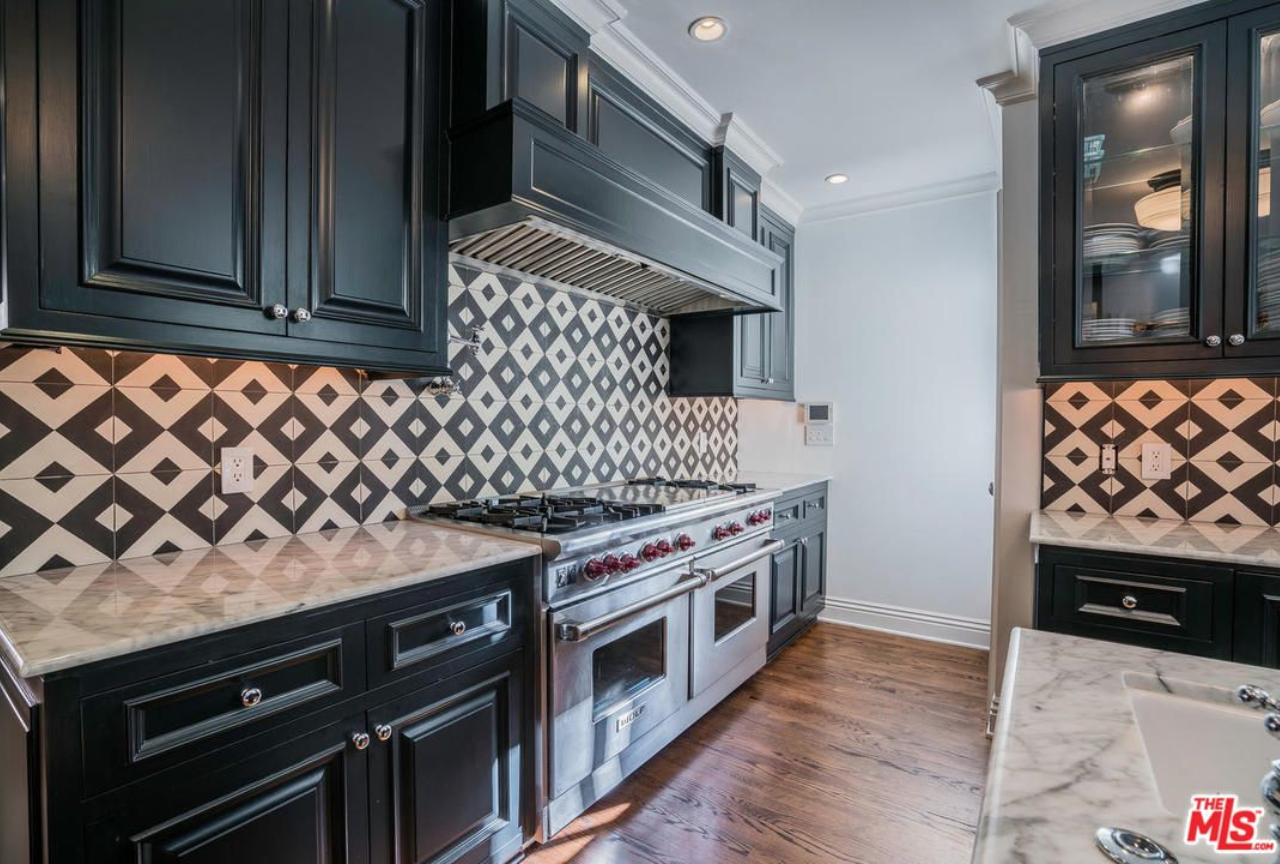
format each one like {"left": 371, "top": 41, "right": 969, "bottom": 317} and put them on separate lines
{"left": 220, "top": 447, "right": 255, "bottom": 494}
{"left": 1141, "top": 442, "right": 1172, "bottom": 480}
{"left": 805, "top": 426, "right": 834, "bottom": 447}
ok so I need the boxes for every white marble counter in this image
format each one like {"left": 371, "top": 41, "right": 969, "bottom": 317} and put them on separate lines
{"left": 1032, "top": 509, "right": 1280, "bottom": 569}
{"left": 975, "top": 628, "right": 1280, "bottom": 863}
{"left": 730, "top": 470, "right": 830, "bottom": 495}
{"left": 0, "top": 522, "right": 540, "bottom": 678}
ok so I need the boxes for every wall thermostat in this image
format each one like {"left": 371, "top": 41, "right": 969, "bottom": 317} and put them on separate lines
{"left": 803, "top": 402, "right": 834, "bottom": 446}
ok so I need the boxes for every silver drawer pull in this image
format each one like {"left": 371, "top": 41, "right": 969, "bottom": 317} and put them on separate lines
{"left": 240, "top": 687, "right": 263, "bottom": 708}
{"left": 351, "top": 731, "right": 370, "bottom": 750}
{"left": 449, "top": 620, "right": 467, "bottom": 637}
{"left": 693, "top": 539, "right": 785, "bottom": 583}
{"left": 1121, "top": 595, "right": 1138, "bottom": 610}
{"left": 375, "top": 724, "right": 393, "bottom": 742}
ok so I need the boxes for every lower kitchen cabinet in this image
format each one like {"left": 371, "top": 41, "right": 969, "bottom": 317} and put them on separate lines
{"left": 369, "top": 654, "right": 526, "bottom": 864}
{"left": 1033, "top": 545, "right": 1280, "bottom": 664}
{"left": 1, "top": 559, "right": 537, "bottom": 864}
{"left": 767, "top": 482, "right": 828, "bottom": 658}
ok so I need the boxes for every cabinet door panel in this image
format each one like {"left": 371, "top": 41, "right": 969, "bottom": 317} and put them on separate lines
{"left": 37, "top": 0, "right": 288, "bottom": 334}
{"left": 770, "top": 538, "right": 801, "bottom": 635}
{"left": 86, "top": 716, "right": 369, "bottom": 864}
{"left": 764, "top": 223, "right": 795, "bottom": 394}
{"left": 289, "top": 0, "right": 446, "bottom": 360}
{"left": 1235, "top": 571, "right": 1280, "bottom": 667}
{"left": 1047, "top": 23, "right": 1227, "bottom": 370}
{"left": 802, "top": 529, "right": 826, "bottom": 615}
{"left": 369, "top": 654, "right": 525, "bottom": 864}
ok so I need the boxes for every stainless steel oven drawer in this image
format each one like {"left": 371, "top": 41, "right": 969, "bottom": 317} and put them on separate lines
{"left": 691, "top": 537, "right": 779, "bottom": 697}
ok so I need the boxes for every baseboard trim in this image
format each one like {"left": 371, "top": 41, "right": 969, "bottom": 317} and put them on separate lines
{"left": 819, "top": 597, "right": 991, "bottom": 650}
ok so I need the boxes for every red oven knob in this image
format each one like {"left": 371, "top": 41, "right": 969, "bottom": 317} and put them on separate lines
{"left": 619, "top": 554, "right": 641, "bottom": 572}
{"left": 747, "top": 511, "right": 764, "bottom": 525}
{"left": 762, "top": 509, "right": 772, "bottom": 521}
{"left": 641, "top": 543, "right": 661, "bottom": 562}
{"left": 583, "top": 558, "right": 608, "bottom": 580}
{"left": 728, "top": 522, "right": 745, "bottom": 536}
{"left": 602, "top": 555, "right": 623, "bottom": 574}
{"left": 676, "top": 534, "right": 695, "bottom": 551}
{"left": 713, "top": 525, "right": 732, "bottom": 540}
{"left": 655, "top": 539, "right": 674, "bottom": 557}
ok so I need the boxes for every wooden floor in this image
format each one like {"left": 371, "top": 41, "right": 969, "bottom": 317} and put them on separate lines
{"left": 526, "top": 624, "right": 991, "bottom": 864}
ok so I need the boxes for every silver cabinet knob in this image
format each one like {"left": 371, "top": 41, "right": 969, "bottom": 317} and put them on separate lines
{"left": 1205, "top": 334, "right": 1222, "bottom": 347}
{"left": 1121, "top": 595, "right": 1138, "bottom": 610}
{"left": 375, "top": 724, "right": 393, "bottom": 742}
{"left": 1230, "top": 333, "right": 1246, "bottom": 346}
{"left": 293, "top": 308, "right": 313, "bottom": 323}
{"left": 267, "top": 304, "right": 288, "bottom": 320}
{"left": 449, "top": 620, "right": 467, "bottom": 636}
{"left": 240, "top": 687, "right": 263, "bottom": 708}
{"left": 351, "top": 731, "right": 370, "bottom": 750}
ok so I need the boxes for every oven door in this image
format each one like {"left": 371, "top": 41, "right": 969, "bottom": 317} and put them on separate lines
{"left": 549, "top": 563, "right": 696, "bottom": 798}
{"left": 690, "top": 536, "right": 783, "bottom": 698}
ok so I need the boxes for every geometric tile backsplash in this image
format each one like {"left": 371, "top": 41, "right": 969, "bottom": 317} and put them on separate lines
{"left": 1042, "top": 379, "right": 1280, "bottom": 526}
{"left": 0, "top": 262, "right": 738, "bottom": 576}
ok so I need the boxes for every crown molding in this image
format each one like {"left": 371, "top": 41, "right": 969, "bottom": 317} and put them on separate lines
{"left": 548, "top": 0, "right": 786, "bottom": 181}
{"left": 760, "top": 178, "right": 804, "bottom": 225}
{"left": 978, "top": 0, "right": 1208, "bottom": 105}
{"left": 801, "top": 172, "right": 1001, "bottom": 225}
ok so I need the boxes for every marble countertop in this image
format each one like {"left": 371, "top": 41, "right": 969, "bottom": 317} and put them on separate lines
{"left": 1032, "top": 509, "right": 1280, "bottom": 569}
{"left": 975, "top": 628, "right": 1280, "bottom": 863}
{"left": 730, "top": 470, "right": 831, "bottom": 495}
{"left": 0, "top": 522, "right": 540, "bottom": 678}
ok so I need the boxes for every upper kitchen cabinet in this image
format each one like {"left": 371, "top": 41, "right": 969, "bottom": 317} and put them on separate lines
{"left": 0, "top": 0, "right": 450, "bottom": 376}
{"left": 714, "top": 147, "right": 762, "bottom": 240}
{"left": 1036, "top": 0, "right": 1280, "bottom": 380}
{"left": 669, "top": 205, "right": 796, "bottom": 401}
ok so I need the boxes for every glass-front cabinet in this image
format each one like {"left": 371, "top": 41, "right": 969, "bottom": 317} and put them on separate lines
{"left": 1045, "top": 23, "right": 1227, "bottom": 375}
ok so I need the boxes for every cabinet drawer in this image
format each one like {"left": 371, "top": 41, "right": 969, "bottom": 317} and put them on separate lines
{"left": 81, "top": 623, "right": 363, "bottom": 796}
{"left": 802, "top": 491, "right": 827, "bottom": 522}
{"left": 368, "top": 579, "right": 524, "bottom": 689}
{"left": 1036, "top": 547, "right": 1232, "bottom": 657}
{"left": 772, "top": 498, "right": 803, "bottom": 529}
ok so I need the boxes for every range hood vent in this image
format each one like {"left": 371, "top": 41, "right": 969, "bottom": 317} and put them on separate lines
{"left": 450, "top": 218, "right": 742, "bottom": 316}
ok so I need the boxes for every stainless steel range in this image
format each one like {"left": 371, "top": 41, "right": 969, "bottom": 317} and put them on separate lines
{"left": 413, "top": 477, "right": 782, "bottom": 838}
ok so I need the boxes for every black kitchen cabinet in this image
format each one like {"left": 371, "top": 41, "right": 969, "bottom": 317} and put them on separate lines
{"left": 1234, "top": 570, "right": 1280, "bottom": 665}
{"left": 368, "top": 653, "right": 526, "bottom": 864}
{"left": 0, "top": 558, "right": 537, "bottom": 864}
{"left": 767, "top": 482, "right": 828, "bottom": 659}
{"left": 1039, "top": 0, "right": 1280, "bottom": 380}
{"left": 669, "top": 206, "right": 797, "bottom": 401}
{"left": 0, "top": 0, "right": 449, "bottom": 376}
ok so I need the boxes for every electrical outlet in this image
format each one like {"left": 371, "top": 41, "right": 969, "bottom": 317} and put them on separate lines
{"left": 220, "top": 447, "right": 254, "bottom": 494}
{"left": 695, "top": 430, "right": 708, "bottom": 455}
{"left": 1100, "top": 443, "right": 1116, "bottom": 475}
{"left": 1141, "top": 442, "right": 1172, "bottom": 480}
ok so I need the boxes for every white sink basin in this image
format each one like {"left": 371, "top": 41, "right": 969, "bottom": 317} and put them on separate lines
{"left": 1125, "top": 672, "right": 1280, "bottom": 814}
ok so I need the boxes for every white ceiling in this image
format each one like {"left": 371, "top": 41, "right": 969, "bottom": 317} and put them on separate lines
{"left": 618, "top": 0, "right": 1050, "bottom": 211}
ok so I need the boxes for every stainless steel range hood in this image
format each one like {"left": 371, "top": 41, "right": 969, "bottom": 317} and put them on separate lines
{"left": 451, "top": 218, "right": 748, "bottom": 316}
{"left": 448, "top": 103, "right": 782, "bottom": 317}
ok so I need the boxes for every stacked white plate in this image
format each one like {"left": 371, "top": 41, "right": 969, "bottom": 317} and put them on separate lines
{"left": 1081, "top": 317, "right": 1138, "bottom": 341}
{"left": 1150, "top": 306, "right": 1190, "bottom": 336}
{"left": 1258, "top": 251, "right": 1280, "bottom": 330}
{"left": 1083, "top": 223, "right": 1143, "bottom": 257}
{"left": 1149, "top": 232, "right": 1190, "bottom": 252}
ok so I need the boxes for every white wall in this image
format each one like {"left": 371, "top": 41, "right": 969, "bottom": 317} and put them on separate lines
{"left": 738, "top": 192, "right": 998, "bottom": 648}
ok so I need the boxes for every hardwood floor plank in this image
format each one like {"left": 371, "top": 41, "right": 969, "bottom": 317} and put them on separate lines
{"left": 527, "top": 624, "right": 991, "bottom": 864}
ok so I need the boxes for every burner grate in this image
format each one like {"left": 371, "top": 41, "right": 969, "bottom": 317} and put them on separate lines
{"left": 424, "top": 494, "right": 665, "bottom": 534}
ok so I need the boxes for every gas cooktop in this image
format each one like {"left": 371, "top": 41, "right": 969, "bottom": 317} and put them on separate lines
{"left": 418, "top": 478, "right": 759, "bottom": 536}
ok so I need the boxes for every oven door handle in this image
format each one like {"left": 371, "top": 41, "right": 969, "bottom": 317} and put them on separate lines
{"left": 557, "top": 575, "right": 709, "bottom": 643}
{"left": 692, "top": 539, "right": 785, "bottom": 583}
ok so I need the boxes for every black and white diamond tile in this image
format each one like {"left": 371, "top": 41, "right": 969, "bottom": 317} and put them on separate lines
{"left": 0, "top": 263, "right": 737, "bottom": 574}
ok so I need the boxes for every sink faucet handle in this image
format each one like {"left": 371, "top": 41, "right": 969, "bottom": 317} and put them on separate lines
{"left": 1237, "top": 684, "right": 1280, "bottom": 712}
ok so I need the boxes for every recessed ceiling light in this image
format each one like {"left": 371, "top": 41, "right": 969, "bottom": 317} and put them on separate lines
{"left": 689, "top": 16, "right": 727, "bottom": 42}
{"left": 825, "top": 173, "right": 850, "bottom": 185}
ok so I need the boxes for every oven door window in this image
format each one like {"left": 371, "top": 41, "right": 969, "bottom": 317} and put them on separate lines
{"left": 592, "top": 619, "right": 666, "bottom": 721}
{"left": 713, "top": 572, "right": 757, "bottom": 643}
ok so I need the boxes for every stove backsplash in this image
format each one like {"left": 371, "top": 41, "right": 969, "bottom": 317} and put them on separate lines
{"left": 1042, "top": 379, "right": 1280, "bottom": 525}
{"left": 0, "top": 263, "right": 738, "bottom": 577}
